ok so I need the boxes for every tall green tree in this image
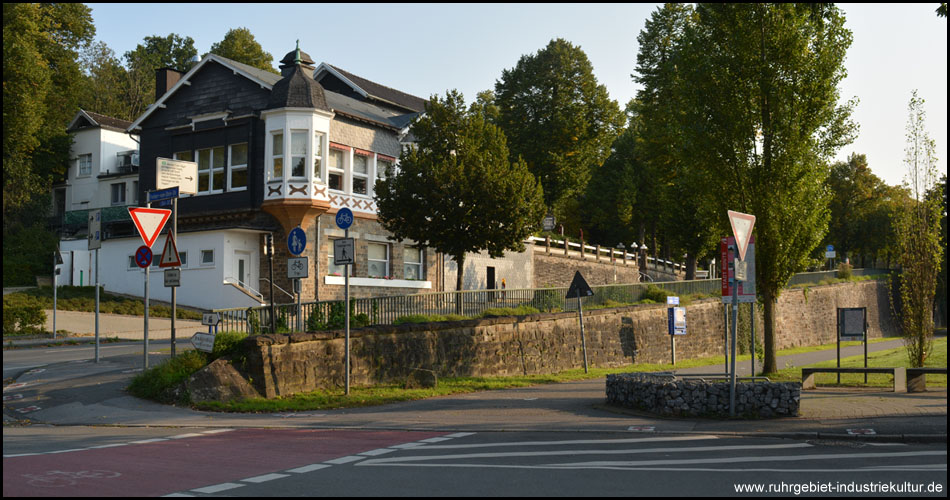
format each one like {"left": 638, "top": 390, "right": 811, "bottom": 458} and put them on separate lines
{"left": 3, "top": 2, "right": 94, "bottom": 285}
{"left": 896, "top": 91, "right": 943, "bottom": 367}
{"left": 494, "top": 38, "right": 625, "bottom": 222}
{"left": 3, "top": 2, "right": 94, "bottom": 216}
{"left": 207, "top": 27, "right": 278, "bottom": 74}
{"left": 634, "top": 3, "right": 719, "bottom": 278}
{"left": 374, "top": 90, "right": 545, "bottom": 296}
{"left": 680, "top": 4, "right": 857, "bottom": 373}
{"left": 824, "top": 153, "right": 895, "bottom": 267}
{"left": 78, "top": 41, "right": 133, "bottom": 120}
{"left": 123, "top": 33, "right": 197, "bottom": 119}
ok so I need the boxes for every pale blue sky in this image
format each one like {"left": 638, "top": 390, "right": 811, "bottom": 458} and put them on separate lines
{"left": 87, "top": 3, "right": 947, "bottom": 188}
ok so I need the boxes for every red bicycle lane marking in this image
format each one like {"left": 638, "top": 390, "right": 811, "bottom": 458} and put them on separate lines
{"left": 2, "top": 429, "right": 448, "bottom": 497}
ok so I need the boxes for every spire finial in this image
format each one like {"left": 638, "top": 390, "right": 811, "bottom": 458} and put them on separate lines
{"left": 295, "top": 39, "right": 301, "bottom": 64}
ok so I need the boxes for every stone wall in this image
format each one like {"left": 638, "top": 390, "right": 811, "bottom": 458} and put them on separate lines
{"left": 219, "top": 279, "right": 894, "bottom": 399}
{"left": 605, "top": 373, "right": 801, "bottom": 418}
{"left": 533, "top": 251, "right": 641, "bottom": 288}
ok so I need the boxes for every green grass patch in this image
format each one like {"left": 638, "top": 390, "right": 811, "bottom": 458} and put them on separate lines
{"left": 4, "top": 286, "right": 202, "bottom": 320}
{"left": 764, "top": 337, "right": 947, "bottom": 388}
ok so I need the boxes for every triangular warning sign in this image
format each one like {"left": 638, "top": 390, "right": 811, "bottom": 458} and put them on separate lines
{"left": 727, "top": 210, "right": 756, "bottom": 261}
{"left": 159, "top": 233, "right": 182, "bottom": 268}
{"left": 566, "top": 271, "right": 594, "bottom": 299}
{"left": 129, "top": 207, "right": 171, "bottom": 247}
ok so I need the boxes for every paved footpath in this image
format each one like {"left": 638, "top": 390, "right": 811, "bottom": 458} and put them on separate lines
{"left": 41, "top": 309, "right": 204, "bottom": 341}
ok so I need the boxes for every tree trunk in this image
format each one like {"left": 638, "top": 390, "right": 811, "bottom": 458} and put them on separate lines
{"left": 455, "top": 253, "right": 465, "bottom": 315}
{"left": 685, "top": 253, "right": 697, "bottom": 280}
{"left": 762, "top": 290, "right": 778, "bottom": 373}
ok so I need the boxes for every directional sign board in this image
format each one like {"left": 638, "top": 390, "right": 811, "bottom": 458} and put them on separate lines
{"left": 333, "top": 238, "right": 355, "bottom": 266}
{"left": 158, "top": 233, "right": 182, "bottom": 268}
{"left": 156, "top": 157, "right": 198, "bottom": 195}
{"left": 201, "top": 312, "right": 220, "bottom": 326}
{"left": 288, "top": 257, "right": 309, "bottom": 279}
{"left": 287, "top": 227, "right": 306, "bottom": 256}
{"left": 727, "top": 210, "right": 756, "bottom": 262}
{"left": 129, "top": 207, "right": 171, "bottom": 248}
{"left": 191, "top": 332, "right": 215, "bottom": 353}
{"left": 88, "top": 209, "right": 102, "bottom": 250}
{"left": 566, "top": 271, "right": 594, "bottom": 299}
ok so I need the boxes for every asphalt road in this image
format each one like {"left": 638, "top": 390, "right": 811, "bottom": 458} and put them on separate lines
{"left": 3, "top": 427, "right": 946, "bottom": 497}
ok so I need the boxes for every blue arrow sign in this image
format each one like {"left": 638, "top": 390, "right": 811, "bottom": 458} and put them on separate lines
{"left": 147, "top": 186, "right": 180, "bottom": 203}
{"left": 288, "top": 227, "right": 306, "bottom": 256}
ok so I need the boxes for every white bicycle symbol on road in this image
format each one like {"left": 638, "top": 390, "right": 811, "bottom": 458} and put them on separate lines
{"left": 23, "top": 469, "right": 122, "bottom": 488}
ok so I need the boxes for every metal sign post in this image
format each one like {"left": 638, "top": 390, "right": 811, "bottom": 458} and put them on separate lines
{"left": 726, "top": 210, "right": 755, "bottom": 417}
{"left": 566, "top": 271, "right": 594, "bottom": 373}
{"left": 335, "top": 208, "right": 354, "bottom": 395}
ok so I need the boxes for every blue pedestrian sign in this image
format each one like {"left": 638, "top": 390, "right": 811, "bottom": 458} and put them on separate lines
{"left": 335, "top": 208, "right": 354, "bottom": 230}
{"left": 288, "top": 227, "right": 306, "bottom": 256}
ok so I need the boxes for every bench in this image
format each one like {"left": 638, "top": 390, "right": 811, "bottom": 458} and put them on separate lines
{"left": 906, "top": 367, "right": 948, "bottom": 393}
{"left": 801, "top": 367, "right": 906, "bottom": 392}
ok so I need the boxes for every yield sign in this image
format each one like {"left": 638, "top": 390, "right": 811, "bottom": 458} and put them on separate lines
{"left": 727, "top": 210, "right": 756, "bottom": 261}
{"left": 159, "top": 232, "right": 182, "bottom": 268}
{"left": 129, "top": 207, "right": 171, "bottom": 247}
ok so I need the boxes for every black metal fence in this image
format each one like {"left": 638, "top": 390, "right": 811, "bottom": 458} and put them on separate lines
{"left": 215, "top": 279, "right": 721, "bottom": 334}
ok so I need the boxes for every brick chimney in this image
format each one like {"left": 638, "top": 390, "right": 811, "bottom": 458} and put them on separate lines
{"left": 155, "top": 67, "right": 183, "bottom": 101}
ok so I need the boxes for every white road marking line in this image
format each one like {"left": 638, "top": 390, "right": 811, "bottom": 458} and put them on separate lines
{"left": 46, "top": 448, "right": 86, "bottom": 454}
{"left": 324, "top": 455, "right": 365, "bottom": 465}
{"left": 445, "top": 432, "right": 476, "bottom": 438}
{"left": 3, "top": 453, "right": 40, "bottom": 458}
{"left": 191, "top": 483, "right": 245, "bottom": 494}
{"left": 550, "top": 450, "right": 948, "bottom": 468}
{"left": 390, "top": 442, "right": 425, "bottom": 449}
{"left": 418, "top": 437, "right": 453, "bottom": 443}
{"left": 130, "top": 438, "right": 168, "bottom": 444}
{"left": 412, "top": 434, "right": 719, "bottom": 450}
{"left": 286, "top": 464, "right": 331, "bottom": 473}
{"left": 364, "top": 463, "right": 948, "bottom": 473}
{"left": 359, "top": 448, "right": 397, "bottom": 456}
{"left": 89, "top": 443, "right": 129, "bottom": 449}
{"left": 168, "top": 433, "right": 204, "bottom": 439}
{"left": 241, "top": 473, "right": 290, "bottom": 483}
{"left": 201, "top": 429, "right": 234, "bottom": 434}
{"left": 161, "top": 493, "right": 195, "bottom": 497}
{"left": 358, "top": 443, "right": 812, "bottom": 466}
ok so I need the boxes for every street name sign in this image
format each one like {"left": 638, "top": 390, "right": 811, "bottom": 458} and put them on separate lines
{"left": 147, "top": 186, "right": 180, "bottom": 204}
{"left": 156, "top": 158, "right": 197, "bottom": 195}
{"left": 129, "top": 207, "right": 171, "bottom": 247}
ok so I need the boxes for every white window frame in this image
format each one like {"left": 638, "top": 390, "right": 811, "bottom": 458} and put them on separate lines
{"left": 110, "top": 182, "right": 126, "bottom": 206}
{"left": 327, "top": 148, "right": 345, "bottom": 192}
{"left": 78, "top": 154, "right": 92, "bottom": 177}
{"left": 367, "top": 242, "right": 389, "bottom": 278}
{"left": 352, "top": 153, "right": 369, "bottom": 196}
{"left": 404, "top": 246, "right": 423, "bottom": 280}
{"left": 270, "top": 131, "right": 284, "bottom": 182}
{"left": 200, "top": 249, "right": 215, "bottom": 267}
{"left": 313, "top": 132, "right": 324, "bottom": 181}
{"left": 228, "top": 143, "right": 248, "bottom": 191}
{"left": 290, "top": 130, "right": 308, "bottom": 179}
{"left": 197, "top": 146, "right": 225, "bottom": 194}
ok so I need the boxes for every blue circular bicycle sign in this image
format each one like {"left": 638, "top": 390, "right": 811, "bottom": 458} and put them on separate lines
{"left": 287, "top": 227, "right": 306, "bottom": 256}
{"left": 335, "top": 208, "right": 354, "bottom": 230}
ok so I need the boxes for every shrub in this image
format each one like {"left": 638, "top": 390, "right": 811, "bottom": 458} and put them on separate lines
{"left": 639, "top": 284, "right": 676, "bottom": 304}
{"left": 480, "top": 305, "right": 540, "bottom": 317}
{"left": 837, "top": 261, "right": 853, "bottom": 280}
{"left": 2, "top": 295, "right": 46, "bottom": 335}
{"left": 127, "top": 350, "right": 208, "bottom": 404}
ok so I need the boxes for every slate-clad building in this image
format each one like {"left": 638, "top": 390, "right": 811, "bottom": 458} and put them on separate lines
{"left": 112, "top": 45, "right": 442, "bottom": 310}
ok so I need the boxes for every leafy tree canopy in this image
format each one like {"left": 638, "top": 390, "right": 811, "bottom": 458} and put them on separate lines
{"left": 494, "top": 38, "right": 624, "bottom": 217}
{"left": 375, "top": 90, "right": 545, "bottom": 291}
{"left": 207, "top": 27, "right": 278, "bottom": 74}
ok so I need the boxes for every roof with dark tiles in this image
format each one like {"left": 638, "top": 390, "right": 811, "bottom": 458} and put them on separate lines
{"left": 325, "top": 64, "right": 427, "bottom": 113}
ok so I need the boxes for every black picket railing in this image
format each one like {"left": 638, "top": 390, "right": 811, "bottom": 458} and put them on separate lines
{"left": 215, "top": 279, "right": 722, "bottom": 334}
